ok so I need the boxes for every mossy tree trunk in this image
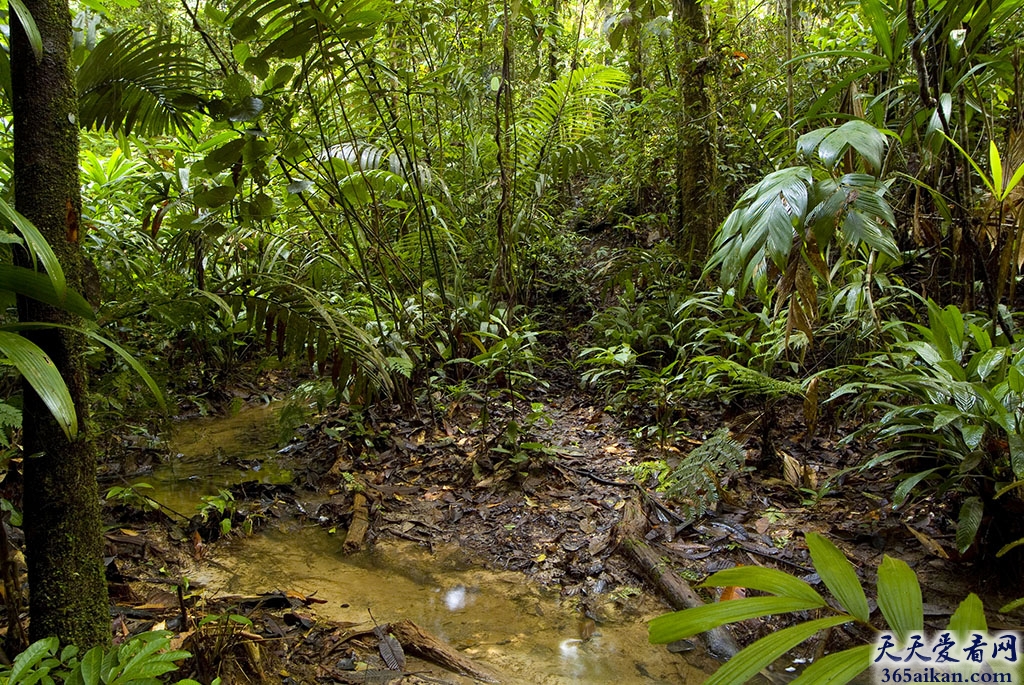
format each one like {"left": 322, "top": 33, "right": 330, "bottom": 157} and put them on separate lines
{"left": 672, "top": 0, "right": 716, "bottom": 262}
{"left": 11, "top": 0, "right": 111, "bottom": 648}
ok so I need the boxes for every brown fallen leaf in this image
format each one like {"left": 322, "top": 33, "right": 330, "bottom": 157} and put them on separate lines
{"left": 719, "top": 579, "right": 747, "bottom": 602}
{"left": 905, "top": 524, "right": 950, "bottom": 559}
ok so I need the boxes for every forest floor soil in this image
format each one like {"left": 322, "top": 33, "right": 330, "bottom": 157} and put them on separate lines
{"left": 88, "top": 368, "right": 1024, "bottom": 683}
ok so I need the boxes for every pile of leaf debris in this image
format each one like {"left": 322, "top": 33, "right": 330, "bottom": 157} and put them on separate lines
{"left": 65, "top": 373, "right": 1024, "bottom": 681}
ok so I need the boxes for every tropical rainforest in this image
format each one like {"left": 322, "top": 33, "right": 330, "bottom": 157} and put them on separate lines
{"left": 0, "top": 0, "right": 1022, "bottom": 680}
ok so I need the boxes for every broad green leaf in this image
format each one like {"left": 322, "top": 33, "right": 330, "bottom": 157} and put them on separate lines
{"left": 956, "top": 496, "right": 984, "bottom": 553}
{"left": 0, "top": 265, "right": 94, "bottom": 320}
{"left": 819, "top": 120, "right": 887, "bottom": 172}
{"left": 9, "top": 0, "right": 43, "bottom": 61}
{"left": 231, "top": 15, "right": 260, "bottom": 40}
{"left": 0, "top": 196, "right": 66, "bottom": 301}
{"left": 649, "top": 596, "right": 823, "bottom": 644}
{"left": 0, "top": 331, "right": 76, "bottom": 438}
{"left": 1008, "top": 365, "right": 1024, "bottom": 393}
{"left": 893, "top": 468, "right": 942, "bottom": 508}
{"left": 969, "top": 323, "right": 992, "bottom": 352}
{"left": 707, "top": 615, "right": 855, "bottom": 685}
{"left": 113, "top": 658, "right": 183, "bottom": 680}
{"left": 807, "top": 185, "right": 845, "bottom": 246}
{"left": 941, "top": 304, "right": 965, "bottom": 353}
{"left": 78, "top": 646, "right": 103, "bottom": 685}
{"left": 1009, "top": 433, "right": 1024, "bottom": 480}
{"left": 228, "top": 96, "right": 264, "bottom": 122}
{"left": 991, "top": 140, "right": 1003, "bottom": 196}
{"left": 973, "top": 347, "right": 1006, "bottom": 380}
{"left": 194, "top": 185, "right": 236, "bottom": 208}
{"left": 243, "top": 56, "right": 269, "bottom": 79}
{"left": 806, "top": 532, "right": 870, "bottom": 622}
{"left": 701, "top": 566, "right": 826, "bottom": 605}
{"left": 947, "top": 593, "right": 987, "bottom": 634}
{"left": 232, "top": 41, "right": 250, "bottom": 64}
{"left": 0, "top": 498, "right": 22, "bottom": 526}
{"left": 8, "top": 637, "right": 59, "bottom": 683}
{"left": 877, "top": 555, "right": 923, "bottom": 641}
{"left": 607, "top": 21, "right": 625, "bottom": 50}
{"left": 842, "top": 206, "right": 899, "bottom": 259}
{"left": 790, "top": 644, "right": 873, "bottom": 685}
{"left": 115, "top": 633, "right": 169, "bottom": 681}
{"left": 797, "top": 127, "right": 833, "bottom": 160}
{"left": 959, "top": 424, "right": 985, "bottom": 450}
{"left": 339, "top": 175, "right": 372, "bottom": 206}
{"left": 203, "top": 138, "right": 245, "bottom": 174}
{"left": 270, "top": 64, "right": 295, "bottom": 89}
{"left": 9, "top": 323, "right": 166, "bottom": 412}
{"left": 17, "top": 665, "right": 54, "bottom": 685}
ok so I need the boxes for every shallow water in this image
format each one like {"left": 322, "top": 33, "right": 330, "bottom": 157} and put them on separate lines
{"left": 138, "top": 403, "right": 293, "bottom": 516}
{"left": 195, "top": 524, "right": 709, "bottom": 684}
{"left": 150, "top": 405, "right": 710, "bottom": 683}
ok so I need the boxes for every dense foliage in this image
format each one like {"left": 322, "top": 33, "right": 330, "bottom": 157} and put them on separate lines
{"left": 0, "top": 0, "right": 1023, "bottom": 675}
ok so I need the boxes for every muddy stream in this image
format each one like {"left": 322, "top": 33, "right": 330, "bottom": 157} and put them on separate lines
{"left": 142, "top": 405, "right": 711, "bottom": 684}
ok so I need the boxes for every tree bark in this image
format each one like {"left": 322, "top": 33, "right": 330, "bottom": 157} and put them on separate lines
{"left": 492, "top": 0, "right": 516, "bottom": 302}
{"left": 615, "top": 498, "right": 740, "bottom": 659}
{"left": 673, "top": 0, "right": 716, "bottom": 261}
{"left": 387, "top": 620, "right": 499, "bottom": 682}
{"left": 11, "top": 0, "right": 111, "bottom": 647}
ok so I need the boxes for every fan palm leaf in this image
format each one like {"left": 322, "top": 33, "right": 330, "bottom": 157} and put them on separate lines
{"left": 519, "top": 65, "right": 628, "bottom": 181}
{"left": 77, "top": 29, "right": 203, "bottom": 138}
{"left": 227, "top": 0, "right": 383, "bottom": 67}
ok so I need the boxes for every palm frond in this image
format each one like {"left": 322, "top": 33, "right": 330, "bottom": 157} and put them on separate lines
{"left": 227, "top": 0, "right": 384, "bottom": 66}
{"left": 77, "top": 30, "right": 203, "bottom": 138}
{"left": 518, "top": 65, "right": 628, "bottom": 181}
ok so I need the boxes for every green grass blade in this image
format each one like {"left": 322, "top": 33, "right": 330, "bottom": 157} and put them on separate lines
{"left": 649, "top": 596, "right": 823, "bottom": 644}
{"left": 790, "top": 644, "right": 874, "bottom": 684}
{"left": 877, "top": 555, "right": 923, "bottom": 641}
{"left": 707, "top": 615, "right": 855, "bottom": 685}
{"left": 0, "top": 331, "right": 76, "bottom": 438}
{"left": 806, "top": 532, "right": 870, "bottom": 622}
{"left": 701, "top": 566, "right": 826, "bottom": 605}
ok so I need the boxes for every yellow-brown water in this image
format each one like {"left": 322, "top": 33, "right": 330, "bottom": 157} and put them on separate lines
{"left": 147, "top": 405, "right": 710, "bottom": 683}
{"left": 195, "top": 524, "right": 709, "bottom": 684}
{"left": 139, "top": 403, "right": 293, "bottom": 516}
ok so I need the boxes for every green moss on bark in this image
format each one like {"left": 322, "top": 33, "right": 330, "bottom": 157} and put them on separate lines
{"left": 10, "top": 0, "right": 111, "bottom": 649}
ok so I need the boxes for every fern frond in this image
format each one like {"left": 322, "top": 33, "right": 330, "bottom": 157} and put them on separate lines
{"left": 665, "top": 428, "right": 746, "bottom": 519}
{"left": 693, "top": 356, "right": 806, "bottom": 402}
{"left": 216, "top": 274, "right": 395, "bottom": 399}
{"left": 518, "top": 65, "right": 627, "bottom": 181}
{"left": 77, "top": 30, "right": 203, "bottom": 138}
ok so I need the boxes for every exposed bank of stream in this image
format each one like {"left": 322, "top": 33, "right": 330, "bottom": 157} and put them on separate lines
{"left": 141, "top": 405, "right": 710, "bottom": 684}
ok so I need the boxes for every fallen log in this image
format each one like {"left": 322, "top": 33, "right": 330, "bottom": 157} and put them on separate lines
{"left": 615, "top": 497, "right": 741, "bottom": 659}
{"left": 343, "top": 492, "right": 370, "bottom": 553}
{"left": 387, "top": 619, "right": 499, "bottom": 683}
